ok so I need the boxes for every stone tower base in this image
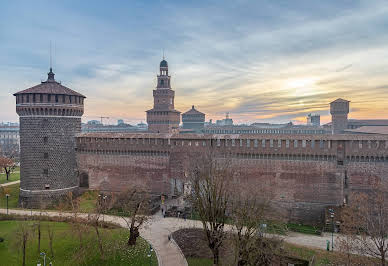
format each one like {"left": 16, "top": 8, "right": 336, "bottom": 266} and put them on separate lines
{"left": 18, "top": 187, "right": 79, "bottom": 209}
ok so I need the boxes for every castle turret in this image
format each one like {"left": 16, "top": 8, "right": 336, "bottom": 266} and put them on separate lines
{"left": 330, "top": 98, "right": 349, "bottom": 134}
{"left": 146, "top": 59, "right": 180, "bottom": 133}
{"left": 182, "top": 105, "right": 205, "bottom": 132}
{"left": 14, "top": 68, "right": 86, "bottom": 207}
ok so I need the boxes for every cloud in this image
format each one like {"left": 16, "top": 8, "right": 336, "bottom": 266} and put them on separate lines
{"left": 1, "top": 1, "right": 388, "bottom": 125}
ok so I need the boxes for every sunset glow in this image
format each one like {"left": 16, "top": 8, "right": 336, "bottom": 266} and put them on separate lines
{"left": 1, "top": 1, "right": 388, "bottom": 125}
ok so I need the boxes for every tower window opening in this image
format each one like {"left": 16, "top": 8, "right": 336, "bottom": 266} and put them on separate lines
{"left": 55, "top": 95, "right": 58, "bottom": 103}
{"left": 40, "top": 94, "right": 43, "bottom": 102}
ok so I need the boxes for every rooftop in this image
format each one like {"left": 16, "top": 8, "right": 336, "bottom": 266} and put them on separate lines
{"left": 330, "top": 98, "right": 350, "bottom": 103}
{"left": 344, "top": 126, "right": 388, "bottom": 135}
{"left": 182, "top": 105, "right": 205, "bottom": 115}
{"left": 13, "top": 68, "right": 86, "bottom": 98}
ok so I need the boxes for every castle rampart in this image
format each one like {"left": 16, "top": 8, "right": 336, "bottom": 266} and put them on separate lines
{"left": 76, "top": 132, "right": 388, "bottom": 223}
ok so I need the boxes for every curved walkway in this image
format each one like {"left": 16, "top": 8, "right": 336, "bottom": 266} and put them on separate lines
{"left": 0, "top": 180, "right": 20, "bottom": 187}
{"left": 0, "top": 208, "right": 347, "bottom": 265}
{"left": 0, "top": 208, "right": 188, "bottom": 266}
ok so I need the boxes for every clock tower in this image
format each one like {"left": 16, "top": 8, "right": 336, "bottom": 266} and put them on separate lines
{"left": 146, "top": 59, "right": 180, "bottom": 133}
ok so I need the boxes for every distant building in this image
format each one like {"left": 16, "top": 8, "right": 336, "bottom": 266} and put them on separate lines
{"left": 87, "top": 120, "right": 102, "bottom": 125}
{"left": 0, "top": 122, "right": 20, "bottom": 155}
{"left": 251, "top": 122, "right": 293, "bottom": 129}
{"left": 326, "top": 98, "right": 388, "bottom": 133}
{"left": 82, "top": 123, "right": 142, "bottom": 133}
{"left": 215, "top": 113, "right": 233, "bottom": 126}
{"left": 344, "top": 126, "right": 388, "bottom": 135}
{"left": 182, "top": 105, "right": 205, "bottom": 132}
{"left": 307, "top": 114, "right": 320, "bottom": 126}
{"left": 203, "top": 124, "right": 327, "bottom": 135}
{"left": 330, "top": 98, "right": 350, "bottom": 134}
{"left": 117, "top": 119, "right": 124, "bottom": 125}
{"left": 137, "top": 122, "right": 148, "bottom": 131}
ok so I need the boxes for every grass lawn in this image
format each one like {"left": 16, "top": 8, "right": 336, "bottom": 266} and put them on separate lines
{"left": 186, "top": 242, "right": 374, "bottom": 266}
{"left": 282, "top": 242, "right": 375, "bottom": 265}
{"left": 78, "top": 190, "right": 99, "bottom": 212}
{"left": 187, "top": 257, "right": 212, "bottom": 266}
{"left": 0, "top": 183, "right": 20, "bottom": 208}
{"left": 286, "top": 223, "right": 322, "bottom": 235}
{"left": 0, "top": 220, "right": 158, "bottom": 266}
{"left": 0, "top": 171, "right": 20, "bottom": 184}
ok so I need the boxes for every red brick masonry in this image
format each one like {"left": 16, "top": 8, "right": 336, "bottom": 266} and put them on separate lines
{"left": 76, "top": 133, "right": 388, "bottom": 224}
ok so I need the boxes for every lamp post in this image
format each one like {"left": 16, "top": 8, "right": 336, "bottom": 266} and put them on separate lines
{"left": 329, "top": 208, "right": 335, "bottom": 251}
{"left": 148, "top": 244, "right": 153, "bottom": 266}
{"left": 38, "top": 252, "right": 52, "bottom": 266}
{"left": 5, "top": 194, "right": 9, "bottom": 215}
{"left": 103, "top": 195, "right": 107, "bottom": 223}
{"left": 98, "top": 194, "right": 107, "bottom": 223}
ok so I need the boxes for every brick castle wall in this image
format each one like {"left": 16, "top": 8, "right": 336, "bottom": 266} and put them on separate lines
{"left": 76, "top": 133, "right": 388, "bottom": 223}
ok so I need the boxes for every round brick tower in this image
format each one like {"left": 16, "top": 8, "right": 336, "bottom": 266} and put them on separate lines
{"left": 14, "top": 68, "right": 86, "bottom": 208}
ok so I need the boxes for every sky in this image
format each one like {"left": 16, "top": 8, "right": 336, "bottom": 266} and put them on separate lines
{"left": 1, "top": 0, "right": 388, "bottom": 125}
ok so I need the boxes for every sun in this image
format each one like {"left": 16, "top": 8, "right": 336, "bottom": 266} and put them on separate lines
{"left": 284, "top": 77, "right": 318, "bottom": 97}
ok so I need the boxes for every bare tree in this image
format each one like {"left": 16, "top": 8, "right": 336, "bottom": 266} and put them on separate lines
{"left": 339, "top": 180, "right": 388, "bottom": 266}
{"left": 33, "top": 196, "right": 47, "bottom": 255}
{"left": 47, "top": 222, "right": 55, "bottom": 259}
{"left": 189, "top": 150, "right": 233, "bottom": 266}
{"left": 15, "top": 222, "right": 31, "bottom": 266}
{"left": 0, "top": 155, "right": 15, "bottom": 181}
{"left": 112, "top": 188, "right": 150, "bottom": 246}
{"left": 65, "top": 191, "right": 87, "bottom": 249}
{"left": 230, "top": 183, "right": 282, "bottom": 266}
{"left": 88, "top": 193, "right": 107, "bottom": 259}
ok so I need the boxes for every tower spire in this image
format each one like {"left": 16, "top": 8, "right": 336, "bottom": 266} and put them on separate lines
{"left": 47, "top": 41, "right": 55, "bottom": 82}
{"left": 50, "top": 41, "right": 52, "bottom": 71}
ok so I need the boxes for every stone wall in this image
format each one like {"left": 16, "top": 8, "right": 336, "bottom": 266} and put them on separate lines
{"left": 19, "top": 117, "right": 81, "bottom": 207}
{"left": 76, "top": 133, "right": 388, "bottom": 224}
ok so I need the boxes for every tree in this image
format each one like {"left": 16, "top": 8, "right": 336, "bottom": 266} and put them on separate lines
{"left": 47, "top": 222, "right": 55, "bottom": 259}
{"left": 339, "top": 180, "right": 388, "bottom": 266}
{"left": 0, "top": 156, "right": 15, "bottom": 181}
{"left": 112, "top": 188, "right": 150, "bottom": 246}
{"left": 33, "top": 196, "right": 48, "bottom": 255}
{"left": 88, "top": 193, "right": 110, "bottom": 259}
{"left": 230, "top": 184, "right": 282, "bottom": 266}
{"left": 65, "top": 192, "right": 87, "bottom": 249}
{"left": 15, "top": 222, "right": 31, "bottom": 266}
{"left": 188, "top": 151, "right": 233, "bottom": 266}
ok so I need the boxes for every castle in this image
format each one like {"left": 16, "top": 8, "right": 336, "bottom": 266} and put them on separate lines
{"left": 14, "top": 60, "right": 388, "bottom": 223}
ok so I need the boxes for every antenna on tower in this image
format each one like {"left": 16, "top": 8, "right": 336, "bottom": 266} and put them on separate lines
{"left": 50, "top": 41, "right": 52, "bottom": 70}
{"left": 162, "top": 49, "right": 165, "bottom": 60}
